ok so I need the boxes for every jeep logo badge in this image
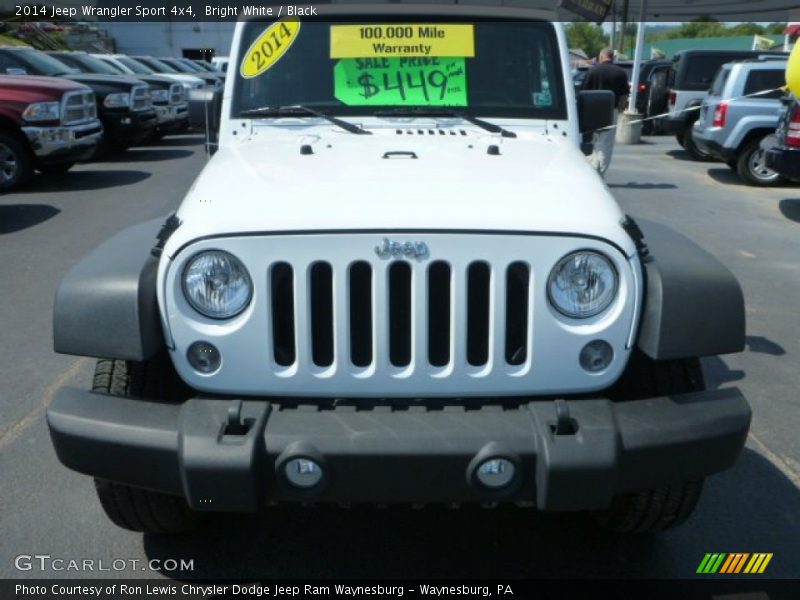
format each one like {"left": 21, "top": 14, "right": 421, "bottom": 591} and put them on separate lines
{"left": 374, "top": 238, "right": 430, "bottom": 261}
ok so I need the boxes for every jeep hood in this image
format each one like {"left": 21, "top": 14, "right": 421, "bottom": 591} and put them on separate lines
{"left": 172, "top": 127, "right": 634, "bottom": 257}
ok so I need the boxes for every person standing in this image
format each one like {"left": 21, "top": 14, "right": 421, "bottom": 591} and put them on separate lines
{"left": 581, "top": 48, "right": 630, "bottom": 176}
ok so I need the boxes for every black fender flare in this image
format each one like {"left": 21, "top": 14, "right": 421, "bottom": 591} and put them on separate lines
{"left": 635, "top": 219, "right": 745, "bottom": 360}
{"left": 53, "top": 217, "right": 173, "bottom": 361}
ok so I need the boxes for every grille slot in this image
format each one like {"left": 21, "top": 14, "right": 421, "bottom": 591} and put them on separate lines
{"left": 270, "top": 262, "right": 295, "bottom": 366}
{"left": 466, "top": 262, "right": 491, "bottom": 366}
{"left": 427, "top": 261, "right": 451, "bottom": 367}
{"left": 505, "top": 262, "right": 530, "bottom": 365}
{"left": 349, "top": 261, "right": 373, "bottom": 367}
{"left": 309, "top": 262, "right": 334, "bottom": 367}
{"left": 388, "top": 262, "right": 412, "bottom": 367}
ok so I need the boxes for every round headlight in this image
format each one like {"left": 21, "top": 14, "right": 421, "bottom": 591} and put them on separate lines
{"left": 182, "top": 250, "right": 252, "bottom": 319}
{"left": 547, "top": 251, "right": 618, "bottom": 318}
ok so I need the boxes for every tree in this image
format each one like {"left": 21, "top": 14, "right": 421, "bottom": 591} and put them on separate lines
{"left": 565, "top": 22, "right": 609, "bottom": 58}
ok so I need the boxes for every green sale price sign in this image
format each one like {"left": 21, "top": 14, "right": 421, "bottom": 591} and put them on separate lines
{"left": 334, "top": 57, "right": 467, "bottom": 106}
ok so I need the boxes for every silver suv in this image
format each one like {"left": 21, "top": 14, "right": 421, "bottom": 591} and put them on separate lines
{"left": 692, "top": 58, "right": 787, "bottom": 186}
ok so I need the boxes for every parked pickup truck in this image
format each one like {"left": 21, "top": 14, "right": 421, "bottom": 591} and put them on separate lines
{"left": 48, "top": 7, "right": 750, "bottom": 535}
{"left": 47, "top": 51, "right": 189, "bottom": 138}
{"left": 692, "top": 58, "right": 787, "bottom": 186}
{"left": 0, "top": 74, "right": 102, "bottom": 190}
{"left": 0, "top": 47, "right": 157, "bottom": 152}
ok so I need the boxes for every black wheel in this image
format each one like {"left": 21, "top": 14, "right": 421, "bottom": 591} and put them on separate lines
{"left": 0, "top": 130, "right": 33, "bottom": 191}
{"left": 675, "top": 134, "right": 685, "bottom": 148}
{"left": 594, "top": 480, "right": 704, "bottom": 533}
{"left": 91, "top": 354, "right": 201, "bottom": 533}
{"left": 682, "top": 131, "right": 714, "bottom": 162}
{"left": 595, "top": 352, "right": 707, "bottom": 532}
{"left": 95, "top": 479, "right": 201, "bottom": 534}
{"left": 736, "top": 138, "right": 785, "bottom": 187}
{"left": 37, "top": 162, "right": 75, "bottom": 175}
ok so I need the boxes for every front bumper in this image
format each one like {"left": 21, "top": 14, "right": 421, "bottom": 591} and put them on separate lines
{"left": 765, "top": 146, "right": 800, "bottom": 180}
{"left": 47, "top": 387, "right": 750, "bottom": 512}
{"left": 153, "top": 103, "right": 189, "bottom": 128}
{"left": 102, "top": 107, "right": 157, "bottom": 144}
{"left": 22, "top": 120, "right": 103, "bottom": 163}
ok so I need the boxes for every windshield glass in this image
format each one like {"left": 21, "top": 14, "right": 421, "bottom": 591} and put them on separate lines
{"left": 115, "top": 56, "right": 153, "bottom": 75}
{"left": 234, "top": 18, "right": 565, "bottom": 119}
{"left": 18, "top": 50, "right": 80, "bottom": 76}
{"left": 59, "top": 53, "right": 123, "bottom": 75}
{"left": 177, "top": 59, "right": 204, "bottom": 72}
{"left": 137, "top": 57, "right": 178, "bottom": 74}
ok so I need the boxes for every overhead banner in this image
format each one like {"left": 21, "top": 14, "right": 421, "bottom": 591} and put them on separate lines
{"left": 330, "top": 24, "right": 475, "bottom": 58}
{"left": 557, "top": 0, "right": 612, "bottom": 24}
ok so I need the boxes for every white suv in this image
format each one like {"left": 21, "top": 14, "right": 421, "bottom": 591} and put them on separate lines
{"left": 49, "top": 5, "right": 750, "bottom": 535}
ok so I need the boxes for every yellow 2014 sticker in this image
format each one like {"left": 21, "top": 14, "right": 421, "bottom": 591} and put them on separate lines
{"left": 240, "top": 19, "right": 301, "bottom": 79}
{"left": 330, "top": 24, "right": 474, "bottom": 58}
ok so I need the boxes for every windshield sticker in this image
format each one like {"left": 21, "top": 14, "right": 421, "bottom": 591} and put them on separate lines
{"left": 334, "top": 57, "right": 467, "bottom": 106}
{"left": 330, "top": 24, "right": 474, "bottom": 58}
{"left": 240, "top": 18, "right": 301, "bottom": 79}
{"left": 533, "top": 91, "right": 552, "bottom": 107}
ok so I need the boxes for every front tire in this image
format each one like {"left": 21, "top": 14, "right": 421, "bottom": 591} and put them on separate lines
{"left": 0, "top": 131, "right": 34, "bottom": 191}
{"left": 596, "top": 353, "right": 707, "bottom": 532}
{"left": 682, "top": 131, "right": 714, "bottom": 162}
{"left": 595, "top": 481, "right": 704, "bottom": 533}
{"left": 736, "top": 138, "right": 785, "bottom": 186}
{"left": 91, "top": 354, "right": 200, "bottom": 533}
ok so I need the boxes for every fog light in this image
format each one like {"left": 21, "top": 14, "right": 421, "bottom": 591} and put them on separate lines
{"left": 187, "top": 341, "right": 221, "bottom": 374}
{"left": 579, "top": 340, "right": 614, "bottom": 373}
{"left": 476, "top": 458, "right": 515, "bottom": 489}
{"left": 285, "top": 458, "right": 323, "bottom": 488}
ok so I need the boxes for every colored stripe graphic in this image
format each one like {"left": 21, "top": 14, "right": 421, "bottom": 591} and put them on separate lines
{"left": 697, "top": 553, "right": 728, "bottom": 574}
{"left": 721, "top": 553, "right": 750, "bottom": 574}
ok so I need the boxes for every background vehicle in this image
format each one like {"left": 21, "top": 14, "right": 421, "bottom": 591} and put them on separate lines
{"left": 633, "top": 60, "right": 672, "bottom": 134}
{"left": 662, "top": 49, "right": 786, "bottom": 159}
{"left": 48, "top": 51, "right": 188, "bottom": 138}
{"left": 211, "top": 56, "right": 229, "bottom": 73}
{"left": 765, "top": 94, "right": 800, "bottom": 181}
{"left": 0, "top": 47, "right": 156, "bottom": 153}
{"left": 0, "top": 74, "right": 101, "bottom": 190}
{"left": 189, "top": 59, "right": 219, "bottom": 73}
{"left": 48, "top": 11, "right": 748, "bottom": 537}
{"left": 94, "top": 54, "right": 216, "bottom": 132}
{"left": 692, "top": 59, "right": 787, "bottom": 186}
{"left": 135, "top": 56, "right": 224, "bottom": 91}
{"left": 92, "top": 54, "right": 205, "bottom": 93}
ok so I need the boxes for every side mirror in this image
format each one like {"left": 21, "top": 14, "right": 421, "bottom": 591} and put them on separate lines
{"left": 6, "top": 67, "right": 27, "bottom": 75}
{"left": 577, "top": 90, "right": 615, "bottom": 155}
{"left": 577, "top": 90, "right": 615, "bottom": 135}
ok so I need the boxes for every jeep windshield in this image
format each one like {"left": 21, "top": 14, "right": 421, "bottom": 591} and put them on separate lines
{"left": 234, "top": 18, "right": 566, "bottom": 120}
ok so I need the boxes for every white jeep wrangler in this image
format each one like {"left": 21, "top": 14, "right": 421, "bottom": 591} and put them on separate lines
{"left": 48, "top": 5, "right": 750, "bottom": 534}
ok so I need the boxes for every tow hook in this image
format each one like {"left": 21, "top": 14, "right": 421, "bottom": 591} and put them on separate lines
{"left": 223, "top": 399, "right": 249, "bottom": 436}
{"left": 553, "top": 399, "right": 578, "bottom": 436}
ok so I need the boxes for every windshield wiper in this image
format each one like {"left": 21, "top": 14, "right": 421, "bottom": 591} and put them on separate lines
{"left": 373, "top": 107, "right": 517, "bottom": 138}
{"left": 239, "top": 105, "right": 371, "bottom": 135}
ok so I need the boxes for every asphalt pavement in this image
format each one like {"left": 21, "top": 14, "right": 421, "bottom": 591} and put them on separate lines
{"left": 1, "top": 134, "right": 798, "bottom": 580}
